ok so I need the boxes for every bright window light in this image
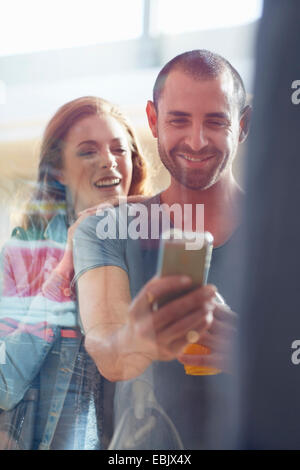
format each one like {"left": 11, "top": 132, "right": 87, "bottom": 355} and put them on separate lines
{"left": 151, "top": 0, "right": 263, "bottom": 35}
{"left": 0, "top": 0, "right": 143, "bottom": 56}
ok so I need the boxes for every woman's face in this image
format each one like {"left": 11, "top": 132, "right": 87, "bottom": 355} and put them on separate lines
{"left": 58, "top": 114, "right": 133, "bottom": 213}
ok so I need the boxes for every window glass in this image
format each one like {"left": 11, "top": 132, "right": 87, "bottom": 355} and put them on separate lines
{"left": 0, "top": 0, "right": 144, "bottom": 56}
{"left": 150, "top": 0, "right": 263, "bottom": 35}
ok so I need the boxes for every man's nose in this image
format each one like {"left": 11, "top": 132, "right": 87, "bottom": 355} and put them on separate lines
{"left": 186, "top": 123, "right": 209, "bottom": 152}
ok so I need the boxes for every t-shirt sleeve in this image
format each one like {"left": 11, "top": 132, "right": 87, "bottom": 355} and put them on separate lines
{"left": 73, "top": 208, "right": 129, "bottom": 282}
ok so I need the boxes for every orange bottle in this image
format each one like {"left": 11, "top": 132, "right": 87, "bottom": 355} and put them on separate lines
{"left": 183, "top": 343, "right": 221, "bottom": 376}
{"left": 183, "top": 292, "right": 225, "bottom": 376}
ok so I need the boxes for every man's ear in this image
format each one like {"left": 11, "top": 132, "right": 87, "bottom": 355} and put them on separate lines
{"left": 146, "top": 100, "right": 158, "bottom": 138}
{"left": 239, "top": 105, "right": 252, "bottom": 143}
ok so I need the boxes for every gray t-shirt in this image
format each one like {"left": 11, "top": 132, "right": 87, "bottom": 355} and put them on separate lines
{"left": 73, "top": 194, "right": 240, "bottom": 449}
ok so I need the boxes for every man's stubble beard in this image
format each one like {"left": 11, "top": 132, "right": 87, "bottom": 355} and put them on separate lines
{"left": 157, "top": 139, "right": 225, "bottom": 191}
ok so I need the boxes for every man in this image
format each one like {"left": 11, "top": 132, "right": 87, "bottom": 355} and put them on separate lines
{"left": 73, "top": 50, "right": 251, "bottom": 449}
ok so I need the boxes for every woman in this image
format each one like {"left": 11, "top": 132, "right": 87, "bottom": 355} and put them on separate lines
{"left": 0, "top": 96, "right": 148, "bottom": 449}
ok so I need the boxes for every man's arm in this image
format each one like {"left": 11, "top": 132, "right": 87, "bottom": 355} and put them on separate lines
{"left": 78, "top": 265, "right": 150, "bottom": 381}
{"left": 77, "top": 265, "right": 217, "bottom": 382}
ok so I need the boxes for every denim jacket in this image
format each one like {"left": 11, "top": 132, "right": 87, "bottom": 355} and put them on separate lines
{"left": 0, "top": 214, "right": 103, "bottom": 449}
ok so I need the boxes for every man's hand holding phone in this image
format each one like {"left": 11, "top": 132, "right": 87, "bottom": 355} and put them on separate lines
{"left": 123, "top": 275, "right": 217, "bottom": 367}
{"left": 151, "top": 230, "right": 237, "bottom": 375}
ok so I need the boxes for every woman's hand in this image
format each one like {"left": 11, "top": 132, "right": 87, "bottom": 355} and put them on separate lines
{"left": 54, "top": 212, "right": 92, "bottom": 279}
{"left": 77, "top": 195, "right": 148, "bottom": 217}
{"left": 55, "top": 195, "right": 148, "bottom": 280}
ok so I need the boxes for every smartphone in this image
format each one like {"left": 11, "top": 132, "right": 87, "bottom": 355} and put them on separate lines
{"left": 154, "top": 230, "right": 214, "bottom": 309}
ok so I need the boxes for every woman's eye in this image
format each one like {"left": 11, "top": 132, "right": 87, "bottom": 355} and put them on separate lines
{"left": 78, "top": 150, "right": 96, "bottom": 157}
{"left": 112, "top": 148, "right": 127, "bottom": 154}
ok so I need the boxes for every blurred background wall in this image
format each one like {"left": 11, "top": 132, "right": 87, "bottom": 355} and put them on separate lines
{"left": 0, "top": 0, "right": 263, "bottom": 246}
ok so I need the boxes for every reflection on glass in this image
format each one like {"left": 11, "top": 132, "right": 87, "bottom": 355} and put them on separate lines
{"left": 0, "top": 0, "right": 144, "bottom": 56}
{"left": 151, "top": 0, "right": 263, "bottom": 35}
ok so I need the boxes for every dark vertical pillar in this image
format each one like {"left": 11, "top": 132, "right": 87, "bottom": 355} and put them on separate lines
{"left": 236, "top": 0, "right": 300, "bottom": 449}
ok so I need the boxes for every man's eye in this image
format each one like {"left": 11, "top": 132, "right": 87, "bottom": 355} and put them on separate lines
{"left": 170, "top": 119, "right": 188, "bottom": 125}
{"left": 207, "top": 121, "right": 226, "bottom": 127}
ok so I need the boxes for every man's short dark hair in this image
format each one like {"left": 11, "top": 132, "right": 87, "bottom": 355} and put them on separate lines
{"left": 153, "top": 49, "right": 247, "bottom": 115}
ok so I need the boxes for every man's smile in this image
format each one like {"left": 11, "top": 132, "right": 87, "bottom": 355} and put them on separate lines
{"left": 176, "top": 153, "right": 215, "bottom": 163}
